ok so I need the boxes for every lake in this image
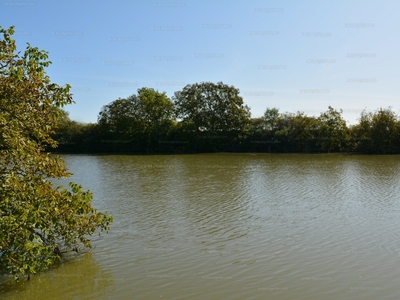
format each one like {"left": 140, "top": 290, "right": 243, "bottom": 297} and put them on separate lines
{"left": 2, "top": 153, "right": 400, "bottom": 299}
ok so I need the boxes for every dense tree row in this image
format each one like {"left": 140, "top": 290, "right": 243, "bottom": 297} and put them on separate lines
{"left": 52, "top": 82, "right": 400, "bottom": 154}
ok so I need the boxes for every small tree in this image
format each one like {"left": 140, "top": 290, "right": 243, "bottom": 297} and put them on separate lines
{"left": 275, "top": 111, "right": 321, "bottom": 152}
{"left": 0, "top": 26, "right": 112, "bottom": 281}
{"left": 263, "top": 107, "right": 280, "bottom": 131}
{"left": 353, "top": 108, "right": 400, "bottom": 153}
{"left": 318, "top": 106, "right": 348, "bottom": 152}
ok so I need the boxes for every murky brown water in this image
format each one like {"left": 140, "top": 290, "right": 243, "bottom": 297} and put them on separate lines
{"left": 2, "top": 154, "right": 400, "bottom": 299}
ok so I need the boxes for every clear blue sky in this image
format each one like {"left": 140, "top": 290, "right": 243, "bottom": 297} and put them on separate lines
{"left": 2, "top": 0, "right": 399, "bottom": 124}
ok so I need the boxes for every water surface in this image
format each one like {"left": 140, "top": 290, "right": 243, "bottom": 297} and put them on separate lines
{"left": 2, "top": 154, "right": 400, "bottom": 299}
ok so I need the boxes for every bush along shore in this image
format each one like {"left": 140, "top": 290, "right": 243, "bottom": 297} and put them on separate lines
{"left": 51, "top": 83, "right": 400, "bottom": 155}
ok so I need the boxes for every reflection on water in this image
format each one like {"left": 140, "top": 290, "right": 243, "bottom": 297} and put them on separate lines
{"left": 2, "top": 154, "right": 400, "bottom": 299}
{"left": 1, "top": 252, "right": 113, "bottom": 299}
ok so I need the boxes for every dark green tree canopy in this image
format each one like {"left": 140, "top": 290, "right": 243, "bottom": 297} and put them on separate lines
{"left": 98, "top": 88, "right": 174, "bottom": 135}
{"left": 98, "top": 98, "right": 135, "bottom": 134}
{"left": 263, "top": 107, "right": 280, "bottom": 131}
{"left": 318, "top": 106, "right": 348, "bottom": 152}
{"left": 173, "top": 81, "right": 251, "bottom": 133}
{"left": 130, "top": 87, "right": 175, "bottom": 133}
{"left": 353, "top": 107, "right": 400, "bottom": 153}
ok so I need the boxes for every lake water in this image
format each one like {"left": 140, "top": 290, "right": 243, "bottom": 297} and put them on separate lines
{"left": 2, "top": 153, "right": 400, "bottom": 299}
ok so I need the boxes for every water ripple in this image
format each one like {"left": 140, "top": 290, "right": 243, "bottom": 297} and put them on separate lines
{"left": 4, "top": 154, "right": 400, "bottom": 300}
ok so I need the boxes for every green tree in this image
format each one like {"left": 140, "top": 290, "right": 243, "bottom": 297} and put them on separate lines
{"left": 51, "top": 109, "right": 98, "bottom": 153}
{"left": 353, "top": 108, "right": 399, "bottom": 153}
{"left": 370, "top": 108, "right": 399, "bottom": 153}
{"left": 97, "top": 98, "right": 136, "bottom": 136}
{"left": 130, "top": 87, "right": 175, "bottom": 151}
{"left": 53, "top": 109, "right": 85, "bottom": 143}
{"left": 97, "top": 88, "right": 174, "bottom": 152}
{"left": 275, "top": 112, "right": 321, "bottom": 152}
{"left": 263, "top": 107, "right": 280, "bottom": 131}
{"left": 98, "top": 89, "right": 174, "bottom": 135}
{"left": 132, "top": 87, "right": 175, "bottom": 135}
{"left": 0, "top": 26, "right": 112, "bottom": 281}
{"left": 318, "top": 106, "right": 348, "bottom": 152}
{"left": 173, "top": 81, "right": 251, "bottom": 133}
{"left": 248, "top": 117, "right": 265, "bottom": 133}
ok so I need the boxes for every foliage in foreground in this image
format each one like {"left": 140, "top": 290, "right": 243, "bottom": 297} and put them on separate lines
{"left": 0, "top": 26, "right": 113, "bottom": 281}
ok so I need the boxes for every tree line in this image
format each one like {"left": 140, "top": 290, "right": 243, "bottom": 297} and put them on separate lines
{"left": 53, "top": 82, "right": 400, "bottom": 154}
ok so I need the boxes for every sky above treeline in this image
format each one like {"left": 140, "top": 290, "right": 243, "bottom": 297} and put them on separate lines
{"left": 2, "top": 0, "right": 399, "bottom": 125}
